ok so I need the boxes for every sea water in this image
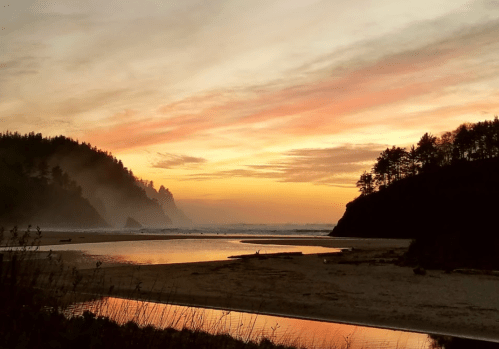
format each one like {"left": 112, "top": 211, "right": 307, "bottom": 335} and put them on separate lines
{"left": 30, "top": 224, "right": 499, "bottom": 348}
{"left": 67, "top": 296, "right": 433, "bottom": 349}
{"left": 38, "top": 238, "right": 339, "bottom": 265}
{"left": 38, "top": 224, "right": 339, "bottom": 265}
{"left": 46, "top": 223, "right": 337, "bottom": 237}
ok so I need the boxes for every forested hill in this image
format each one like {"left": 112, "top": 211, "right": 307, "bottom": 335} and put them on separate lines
{"left": 330, "top": 118, "right": 499, "bottom": 268}
{"left": 331, "top": 117, "right": 499, "bottom": 238}
{"left": 331, "top": 156, "right": 499, "bottom": 239}
{"left": 0, "top": 132, "right": 188, "bottom": 228}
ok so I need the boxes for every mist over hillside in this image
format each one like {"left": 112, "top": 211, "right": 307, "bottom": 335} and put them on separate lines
{"left": 0, "top": 132, "right": 190, "bottom": 228}
{"left": 137, "top": 180, "right": 191, "bottom": 225}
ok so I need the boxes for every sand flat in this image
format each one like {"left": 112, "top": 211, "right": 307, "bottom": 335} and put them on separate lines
{"left": 42, "top": 232, "right": 499, "bottom": 342}
{"left": 33, "top": 230, "right": 257, "bottom": 246}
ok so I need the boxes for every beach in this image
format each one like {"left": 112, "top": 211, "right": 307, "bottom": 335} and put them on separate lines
{"left": 38, "top": 231, "right": 499, "bottom": 342}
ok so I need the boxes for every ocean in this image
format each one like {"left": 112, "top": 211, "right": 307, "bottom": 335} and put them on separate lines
{"left": 46, "top": 223, "right": 336, "bottom": 238}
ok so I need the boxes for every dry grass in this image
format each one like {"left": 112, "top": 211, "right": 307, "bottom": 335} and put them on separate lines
{"left": 0, "top": 226, "right": 361, "bottom": 349}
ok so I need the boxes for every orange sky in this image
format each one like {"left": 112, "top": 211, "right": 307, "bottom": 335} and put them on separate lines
{"left": 2, "top": 0, "right": 499, "bottom": 224}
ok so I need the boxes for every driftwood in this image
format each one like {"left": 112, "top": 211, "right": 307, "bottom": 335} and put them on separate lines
{"left": 228, "top": 252, "right": 303, "bottom": 259}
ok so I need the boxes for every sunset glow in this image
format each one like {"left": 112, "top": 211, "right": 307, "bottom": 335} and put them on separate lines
{"left": 2, "top": 0, "right": 499, "bottom": 223}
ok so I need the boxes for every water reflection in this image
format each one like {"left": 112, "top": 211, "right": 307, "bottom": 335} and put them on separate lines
{"left": 67, "top": 297, "right": 432, "bottom": 349}
{"left": 428, "top": 335, "right": 499, "bottom": 349}
{"left": 39, "top": 239, "right": 340, "bottom": 266}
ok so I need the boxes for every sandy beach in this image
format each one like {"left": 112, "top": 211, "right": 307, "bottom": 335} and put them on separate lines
{"left": 37, "top": 231, "right": 499, "bottom": 342}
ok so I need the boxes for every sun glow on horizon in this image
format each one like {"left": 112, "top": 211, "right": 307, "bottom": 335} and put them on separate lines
{"left": 2, "top": 0, "right": 499, "bottom": 223}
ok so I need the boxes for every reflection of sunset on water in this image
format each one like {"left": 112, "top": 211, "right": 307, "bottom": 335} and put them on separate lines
{"left": 40, "top": 239, "right": 341, "bottom": 266}
{"left": 68, "top": 297, "right": 431, "bottom": 349}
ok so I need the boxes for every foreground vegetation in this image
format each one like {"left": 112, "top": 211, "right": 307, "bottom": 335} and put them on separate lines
{"left": 1, "top": 226, "right": 497, "bottom": 348}
{"left": 0, "top": 226, "right": 312, "bottom": 349}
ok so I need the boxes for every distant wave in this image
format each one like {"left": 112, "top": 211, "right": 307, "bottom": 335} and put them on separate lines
{"left": 41, "top": 223, "right": 336, "bottom": 237}
{"left": 291, "top": 229, "right": 333, "bottom": 233}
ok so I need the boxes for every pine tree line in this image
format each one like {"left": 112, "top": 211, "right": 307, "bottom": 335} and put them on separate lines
{"left": 357, "top": 117, "right": 499, "bottom": 196}
{"left": 0, "top": 132, "right": 172, "bottom": 226}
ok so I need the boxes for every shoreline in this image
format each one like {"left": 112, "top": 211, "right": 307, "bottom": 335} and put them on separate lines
{"left": 29, "top": 230, "right": 409, "bottom": 249}
{"left": 20, "top": 230, "right": 499, "bottom": 343}
{"left": 85, "top": 276, "right": 499, "bottom": 344}
{"left": 30, "top": 230, "right": 295, "bottom": 247}
{"left": 132, "top": 297, "right": 499, "bottom": 344}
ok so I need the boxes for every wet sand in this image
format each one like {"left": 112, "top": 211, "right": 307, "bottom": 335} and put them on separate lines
{"left": 38, "top": 231, "right": 499, "bottom": 342}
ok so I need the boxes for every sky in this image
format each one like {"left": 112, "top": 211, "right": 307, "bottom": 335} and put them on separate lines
{"left": 1, "top": 0, "right": 499, "bottom": 224}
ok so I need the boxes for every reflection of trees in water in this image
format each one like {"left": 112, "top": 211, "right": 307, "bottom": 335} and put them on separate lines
{"left": 429, "top": 334, "right": 499, "bottom": 349}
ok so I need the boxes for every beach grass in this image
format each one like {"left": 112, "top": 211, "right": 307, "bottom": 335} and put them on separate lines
{"left": 0, "top": 226, "right": 356, "bottom": 349}
{"left": 5, "top": 226, "right": 491, "bottom": 348}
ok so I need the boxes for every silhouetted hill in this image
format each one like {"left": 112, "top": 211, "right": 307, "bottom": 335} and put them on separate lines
{"left": 331, "top": 118, "right": 499, "bottom": 269}
{"left": 331, "top": 157, "right": 499, "bottom": 269}
{"left": 331, "top": 157, "right": 499, "bottom": 239}
{"left": 0, "top": 137, "right": 107, "bottom": 227}
{"left": 0, "top": 132, "right": 176, "bottom": 228}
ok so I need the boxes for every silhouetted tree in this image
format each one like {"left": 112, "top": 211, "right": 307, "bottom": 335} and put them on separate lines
{"left": 416, "top": 133, "right": 439, "bottom": 172}
{"left": 373, "top": 148, "right": 391, "bottom": 189}
{"left": 356, "top": 117, "right": 499, "bottom": 196}
{"left": 51, "top": 166, "right": 63, "bottom": 186}
{"left": 387, "top": 146, "right": 408, "bottom": 181}
{"left": 356, "top": 171, "right": 375, "bottom": 196}
{"left": 37, "top": 160, "right": 49, "bottom": 183}
{"left": 406, "top": 145, "right": 420, "bottom": 177}
{"left": 371, "top": 146, "right": 408, "bottom": 189}
{"left": 452, "top": 123, "right": 473, "bottom": 161}
{"left": 436, "top": 131, "right": 454, "bottom": 166}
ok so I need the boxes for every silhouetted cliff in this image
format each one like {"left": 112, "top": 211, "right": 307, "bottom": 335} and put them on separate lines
{"left": 331, "top": 158, "right": 499, "bottom": 239}
{"left": 331, "top": 118, "right": 499, "bottom": 269}
{"left": 0, "top": 132, "right": 178, "bottom": 228}
{"left": 138, "top": 181, "right": 191, "bottom": 225}
{"left": 331, "top": 156, "right": 499, "bottom": 269}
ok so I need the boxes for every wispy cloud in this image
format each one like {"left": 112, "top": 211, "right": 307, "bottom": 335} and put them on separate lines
{"left": 4, "top": 0, "right": 499, "bottom": 223}
{"left": 152, "top": 152, "right": 207, "bottom": 169}
{"left": 187, "top": 144, "right": 385, "bottom": 186}
{"left": 78, "top": 13, "right": 499, "bottom": 152}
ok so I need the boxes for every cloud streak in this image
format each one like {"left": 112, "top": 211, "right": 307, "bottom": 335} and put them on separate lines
{"left": 3, "top": 0, "right": 499, "bottom": 223}
{"left": 78, "top": 13, "right": 499, "bottom": 152}
{"left": 152, "top": 152, "right": 207, "bottom": 169}
{"left": 187, "top": 144, "right": 385, "bottom": 187}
